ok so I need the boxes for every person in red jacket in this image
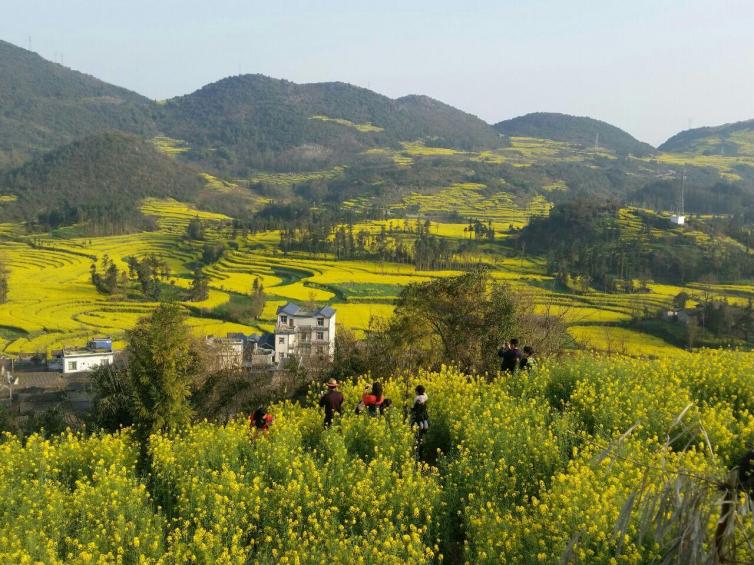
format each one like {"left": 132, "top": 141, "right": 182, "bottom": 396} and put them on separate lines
{"left": 361, "top": 382, "right": 385, "bottom": 416}
{"left": 250, "top": 405, "right": 273, "bottom": 433}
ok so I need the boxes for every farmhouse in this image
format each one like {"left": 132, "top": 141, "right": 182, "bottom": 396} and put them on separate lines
{"left": 49, "top": 337, "right": 116, "bottom": 374}
{"left": 275, "top": 302, "right": 336, "bottom": 363}
{"left": 205, "top": 335, "right": 245, "bottom": 370}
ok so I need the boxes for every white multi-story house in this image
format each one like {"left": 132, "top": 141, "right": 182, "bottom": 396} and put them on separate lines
{"left": 274, "top": 303, "right": 336, "bottom": 363}
{"left": 49, "top": 337, "right": 116, "bottom": 374}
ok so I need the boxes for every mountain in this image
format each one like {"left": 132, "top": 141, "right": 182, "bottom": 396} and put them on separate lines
{"left": 157, "top": 74, "right": 503, "bottom": 174}
{"left": 659, "top": 119, "right": 754, "bottom": 156}
{"left": 0, "top": 132, "right": 203, "bottom": 232}
{"left": 0, "top": 40, "right": 157, "bottom": 171}
{"left": 494, "top": 112, "right": 655, "bottom": 157}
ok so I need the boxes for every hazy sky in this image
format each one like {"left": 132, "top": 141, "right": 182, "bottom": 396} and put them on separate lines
{"left": 3, "top": 0, "right": 753, "bottom": 145}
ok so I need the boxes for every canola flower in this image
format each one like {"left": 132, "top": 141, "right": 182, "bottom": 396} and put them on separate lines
{"left": 2, "top": 351, "right": 754, "bottom": 562}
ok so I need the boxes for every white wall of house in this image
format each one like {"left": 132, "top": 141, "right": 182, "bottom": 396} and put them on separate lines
{"left": 52, "top": 352, "right": 114, "bottom": 374}
{"left": 275, "top": 309, "right": 336, "bottom": 361}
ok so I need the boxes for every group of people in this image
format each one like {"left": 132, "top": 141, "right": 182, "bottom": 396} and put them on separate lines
{"left": 498, "top": 338, "right": 536, "bottom": 373}
{"left": 251, "top": 342, "right": 535, "bottom": 434}
{"left": 318, "top": 378, "right": 429, "bottom": 432}
{"left": 250, "top": 378, "right": 430, "bottom": 434}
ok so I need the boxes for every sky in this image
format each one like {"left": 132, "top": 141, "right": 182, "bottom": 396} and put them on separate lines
{"left": 2, "top": 0, "right": 754, "bottom": 146}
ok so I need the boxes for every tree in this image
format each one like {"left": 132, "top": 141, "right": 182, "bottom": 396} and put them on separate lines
{"left": 189, "top": 268, "right": 209, "bottom": 302}
{"left": 90, "top": 360, "right": 134, "bottom": 432}
{"left": 127, "top": 303, "right": 204, "bottom": 447}
{"left": 250, "top": 276, "right": 266, "bottom": 319}
{"left": 0, "top": 257, "right": 8, "bottom": 304}
{"left": 673, "top": 291, "right": 690, "bottom": 311}
{"left": 355, "top": 269, "right": 569, "bottom": 376}
{"left": 186, "top": 217, "right": 204, "bottom": 240}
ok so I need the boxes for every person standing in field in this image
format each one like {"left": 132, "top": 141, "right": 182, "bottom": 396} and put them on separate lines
{"left": 319, "top": 377, "right": 344, "bottom": 428}
{"left": 519, "top": 345, "right": 536, "bottom": 371}
{"left": 411, "top": 385, "right": 429, "bottom": 437}
{"left": 361, "top": 381, "right": 385, "bottom": 416}
{"left": 499, "top": 338, "right": 522, "bottom": 373}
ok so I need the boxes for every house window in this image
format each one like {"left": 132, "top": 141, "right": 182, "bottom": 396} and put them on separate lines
{"left": 280, "top": 315, "right": 287, "bottom": 324}
{"left": 317, "top": 346, "right": 324, "bottom": 354}
{"left": 301, "top": 334, "right": 308, "bottom": 342}
{"left": 316, "top": 331, "right": 324, "bottom": 340}
{"left": 278, "top": 337, "right": 285, "bottom": 344}
{"left": 317, "top": 318, "right": 324, "bottom": 326}
{"left": 67, "top": 361, "right": 77, "bottom": 371}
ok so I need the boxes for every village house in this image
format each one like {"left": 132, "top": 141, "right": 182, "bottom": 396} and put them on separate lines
{"left": 49, "top": 337, "right": 116, "bottom": 374}
{"left": 274, "top": 302, "right": 336, "bottom": 363}
{"left": 204, "top": 335, "right": 245, "bottom": 370}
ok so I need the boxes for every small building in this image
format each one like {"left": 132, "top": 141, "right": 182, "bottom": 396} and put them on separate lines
{"left": 275, "top": 302, "right": 336, "bottom": 363}
{"left": 670, "top": 214, "right": 685, "bottom": 226}
{"left": 205, "top": 335, "right": 245, "bottom": 370}
{"left": 50, "top": 337, "right": 116, "bottom": 374}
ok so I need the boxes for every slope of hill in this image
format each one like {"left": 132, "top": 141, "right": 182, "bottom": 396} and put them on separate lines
{"left": 0, "top": 132, "right": 203, "bottom": 232}
{"left": 157, "top": 74, "right": 503, "bottom": 174}
{"left": 659, "top": 119, "right": 754, "bottom": 156}
{"left": 494, "top": 112, "right": 655, "bottom": 156}
{"left": 0, "top": 40, "right": 157, "bottom": 171}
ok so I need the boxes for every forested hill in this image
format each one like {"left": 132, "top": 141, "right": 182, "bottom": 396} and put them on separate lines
{"left": 659, "top": 119, "right": 754, "bottom": 155}
{"left": 0, "top": 40, "right": 157, "bottom": 171}
{"left": 494, "top": 112, "right": 655, "bottom": 156}
{"left": 157, "top": 74, "right": 503, "bottom": 174}
{"left": 0, "top": 132, "right": 203, "bottom": 233}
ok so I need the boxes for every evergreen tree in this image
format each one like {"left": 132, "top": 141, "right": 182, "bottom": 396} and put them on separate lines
{"left": 127, "top": 303, "right": 202, "bottom": 449}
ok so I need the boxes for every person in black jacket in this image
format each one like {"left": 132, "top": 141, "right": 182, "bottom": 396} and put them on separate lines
{"left": 498, "top": 338, "right": 521, "bottom": 373}
{"left": 319, "top": 378, "right": 344, "bottom": 428}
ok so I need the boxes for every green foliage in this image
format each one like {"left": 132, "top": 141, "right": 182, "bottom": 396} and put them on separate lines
{"left": 0, "top": 40, "right": 156, "bottom": 171}
{"left": 0, "top": 257, "right": 8, "bottom": 304}
{"left": 126, "top": 303, "right": 203, "bottom": 445}
{"left": 158, "top": 74, "right": 503, "bottom": 173}
{"left": 186, "top": 217, "right": 204, "bottom": 241}
{"left": 189, "top": 268, "right": 209, "bottom": 302}
{"left": 0, "top": 132, "right": 204, "bottom": 232}
{"left": 495, "top": 112, "right": 655, "bottom": 156}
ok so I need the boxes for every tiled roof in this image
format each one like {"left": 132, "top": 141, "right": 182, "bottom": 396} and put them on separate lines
{"left": 276, "top": 302, "right": 336, "bottom": 318}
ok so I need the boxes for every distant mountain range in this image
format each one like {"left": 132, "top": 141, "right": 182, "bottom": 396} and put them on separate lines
{"left": 2, "top": 37, "right": 754, "bottom": 231}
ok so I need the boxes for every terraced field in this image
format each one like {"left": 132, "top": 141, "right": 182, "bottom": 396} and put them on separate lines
{"left": 3, "top": 190, "right": 754, "bottom": 357}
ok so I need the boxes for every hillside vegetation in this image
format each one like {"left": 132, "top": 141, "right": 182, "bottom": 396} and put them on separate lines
{"left": 2, "top": 352, "right": 754, "bottom": 563}
{"left": 495, "top": 112, "right": 655, "bottom": 156}
{"left": 0, "top": 40, "right": 156, "bottom": 171}
{"left": 0, "top": 132, "right": 204, "bottom": 232}
{"left": 157, "top": 75, "right": 503, "bottom": 173}
{"left": 659, "top": 119, "right": 754, "bottom": 156}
